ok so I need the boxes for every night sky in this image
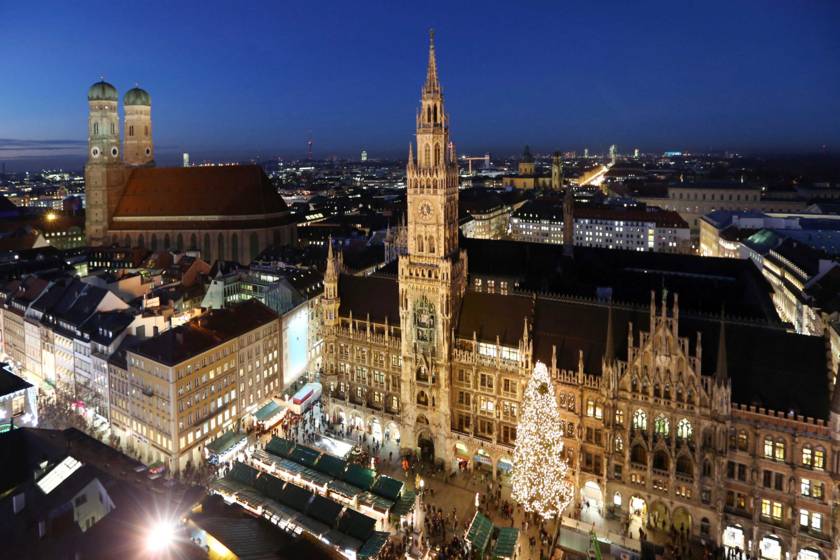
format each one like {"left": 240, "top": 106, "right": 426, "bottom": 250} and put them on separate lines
{"left": 2, "top": 1, "right": 840, "bottom": 169}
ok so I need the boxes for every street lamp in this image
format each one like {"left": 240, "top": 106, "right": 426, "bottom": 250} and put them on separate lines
{"left": 145, "top": 519, "right": 176, "bottom": 554}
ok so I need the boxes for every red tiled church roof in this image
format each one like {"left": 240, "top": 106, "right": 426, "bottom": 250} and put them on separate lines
{"left": 113, "top": 165, "right": 288, "bottom": 219}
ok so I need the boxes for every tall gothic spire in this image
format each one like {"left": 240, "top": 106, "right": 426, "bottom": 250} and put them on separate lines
{"left": 604, "top": 302, "right": 615, "bottom": 363}
{"left": 424, "top": 29, "right": 440, "bottom": 94}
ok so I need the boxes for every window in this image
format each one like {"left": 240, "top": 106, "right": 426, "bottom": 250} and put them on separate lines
{"left": 614, "top": 409, "right": 624, "bottom": 426}
{"left": 802, "top": 445, "right": 812, "bottom": 467}
{"left": 676, "top": 418, "right": 692, "bottom": 439}
{"left": 737, "top": 430, "right": 748, "bottom": 451}
{"left": 774, "top": 440, "right": 786, "bottom": 461}
{"left": 633, "top": 409, "right": 647, "bottom": 430}
{"left": 654, "top": 415, "right": 669, "bottom": 436}
{"left": 586, "top": 400, "right": 603, "bottom": 420}
{"left": 614, "top": 434, "right": 624, "bottom": 452}
{"left": 761, "top": 499, "right": 783, "bottom": 521}
{"left": 814, "top": 447, "right": 825, "bottom": 470}
{"left": 763, "top": 437, "right": 774, "bottom": 459}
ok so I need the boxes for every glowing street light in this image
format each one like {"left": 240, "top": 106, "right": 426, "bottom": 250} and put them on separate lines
{"left": 145, "top": 519, "right": 176, "bottom": 554}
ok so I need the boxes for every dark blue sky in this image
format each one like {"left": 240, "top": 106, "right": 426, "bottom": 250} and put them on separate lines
{"left": 2, "top": 1, "right": 840, "bottom": 169}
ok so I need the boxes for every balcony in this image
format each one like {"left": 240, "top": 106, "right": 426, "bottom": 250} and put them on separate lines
{"left": 652, "top": 468, "right": 669, "bottom": 478}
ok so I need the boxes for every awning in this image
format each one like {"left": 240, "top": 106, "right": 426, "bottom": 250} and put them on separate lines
{"left": 343, "top": 463, "right": 375, "bottom": 490}
{"left": 493, "top": 527, "right": 520, "bottom": 559}
{"left": 390, "top": 490, "right": 416, "bottom": 517}
{"left": 466, "top": 512, "right": 493, "bottom": 555}
{"left": 206, "top": 431, "right": 247, "bottom": 457}
{"left": 254, "top": 400, "right": 284, "bottom": 424}
{"left": 265, "top": 436, "right": 295, "bottom": 458}
{"left": 371, "top": 475, "right": 403, "bottom": 501}
{"left": 357, "top": 531, "right": 390, "bottom": 560}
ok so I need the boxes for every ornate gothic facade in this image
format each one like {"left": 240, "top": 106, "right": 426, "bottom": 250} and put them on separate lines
{"left": 320, "top": 34, "right": 840, "bottom": 560}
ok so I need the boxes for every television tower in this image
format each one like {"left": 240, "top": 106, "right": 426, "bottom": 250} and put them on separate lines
{"left": 307, "top": 134, "right": 313, "bottom": 160}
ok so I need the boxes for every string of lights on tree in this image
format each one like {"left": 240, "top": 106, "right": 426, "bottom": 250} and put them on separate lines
{"left": 510, "top": 361, "right": 574, "bottom": 520}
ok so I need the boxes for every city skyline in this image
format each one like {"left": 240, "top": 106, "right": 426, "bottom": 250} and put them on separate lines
{"left": 2, "top": 0, "right": 840, "bottom": 171}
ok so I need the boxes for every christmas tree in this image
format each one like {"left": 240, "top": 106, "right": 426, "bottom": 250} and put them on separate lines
{"left": 510, "top": 361, "right": 574, "bottom": 519}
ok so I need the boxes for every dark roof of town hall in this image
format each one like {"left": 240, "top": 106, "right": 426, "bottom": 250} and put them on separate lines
{"left": 338, "top": 272, "right": 399, "bottom": 325}
{"left": 131, "top": 299, "right": 278, "bottom": 366}
{"left": 456, "top": 291, "right": 829, "bottom": 419}
{"left": 460, "top": 237, "right": 778, "bottom": 322}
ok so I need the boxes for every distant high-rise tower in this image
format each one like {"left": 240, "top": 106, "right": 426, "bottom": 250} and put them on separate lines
{"left": 609, "top": 144, "right": 617, "bottom": 165}
{"left": 551, "top": 151, "right": 563, "bottom": 190}
{"left": 361, "top": 150, "right": 368, "bottom": 162}
{"left": 183, "top": 153, "right": 190, "bottom": 167}
{"left": 85, "top": 79, "right": 125, "bottom": 245}
{"left": 584, "top": 147, "right": 589, "bottom": 158}
{"left": 123, "top": 86, "right": 153, "bottom": 166}
{"left": 633, "top": 147, "right": 640, "bottom": 159}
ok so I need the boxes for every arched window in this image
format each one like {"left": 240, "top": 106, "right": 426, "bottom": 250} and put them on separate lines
{"left": 124, "top": 235, "right": 131, "bottom": 247}
{"left": 427, "top": 235, "right": 435, "bottom": 255}
{"left": 164, "top": 233, "right": 171, "bottom": 250}
{"left": 630, "top": 444, "right": 647, "bottom": 464}
{"left": 614, "top": 434, "right": 624, "bottom": 453}
{"left": 434, "top": 143, "right": 441, "bottom": 166}
{"left": 814, "top": 447, "right": 825, "bottom": 470}
{"left": 663, "top": 384, "right": 671, "bottom": 400}
{"left": 417, "top": 391, "right": 429, "bottom": 406}
{"left": 737, "top": 430, "right": 748, "bottom": 451}
{"left": 93, "top": 123, "right": 99, "bottom": 135}
{"left": 802, "top": 445, "right": 813, "bottom": 467}
{"left": 189, "top": 233, "right": 197, "bottom": 250}
{"left": 614, "top": 408, "right": 625, "bottom": 426}
{"left": 150, "top": 234, "right": 158, "bottom": 251}
{"left": 203, "top": 233, "right": 211, "bottom": 259}
{"left": 631, "top": 377, "right": 638, "bottom": 393}
{"left": 249, "top": 232, "right": 259, "bottom": 261}
{"left": 231, "top": 233, "right": 239, "bottom": 262}
{"left": 633, "top": 409, "right": 647, "bottom": 430}
{"left": 128, "top": 125, "right": 134, "bottom": 137}
{"left": 433, "top": 104, "right": 438, "bottom": 123}
{"left": 677, "top": 418, "right": 692, "bottom": 439}
{"left": 654, "top": 383, "right": 661, "bottom": 398}
{"left": 217, "top": 233, "right": 225, "bottom": 260}
{"left": 110, "top": 123, "right": 115, "bottom": 135}
{"left": 176, "top": 233, "right": 184, "bottom": 251}
{"left": 654, "top": 415, "right": 670, "bottom": 436}
{"left": 426, "top": 106, "right": 432, "bottom": 123}
{"left": 138, "top": 234, "right": 145, "bottom": 248}
{"left": 653, "top": 450, "right": 669, "bottom": 471}
{"left": 424, "top": 144, "right": 431, "bottom": 167}
{"left": 676, "top": 455, "right": 693, "bottom": 476}
{"left": 702, "top": 459, "right": 712, "bottom": 477}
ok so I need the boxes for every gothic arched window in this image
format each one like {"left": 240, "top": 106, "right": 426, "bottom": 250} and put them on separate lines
{"left": 93, "top": 122, "right": 99, "bottom": 135}
{"left": 129, "top": 125, "right": 134, "bottom": 137}
{"left": 424, "top": 144, "right": 431, "bottom": 167}
{"left": 677, "top": 418, "right": 692, "bottom": 439}
{"left": 217, "top": 233, "right": 225, "bottom": 260}
{"left": 434, "top": 143, "right": 441, "bottom": 166}
{"left": 231, "top": 233, "right": 239, "bottom": 262}
{"left": 250, "top": 232, "right": 259, "bottom": 261}
{"left": 427, "top": 235, "right": 435, "bottom": 255}
{"left": 433, "top": 104, "right": 438, "bottom": 123}
{"left": 416, "top": 235, "right": 424, "bottom": 253}
{"left": 633, "top": 409, "right": 647, "bottom": 430}
{"left": 654, "top": 415, "right": 670, "bottom": 436}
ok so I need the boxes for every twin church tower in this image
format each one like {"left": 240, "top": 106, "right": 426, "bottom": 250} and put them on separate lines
{"left": 85, "top": 81, "right": 154, "bottom": 244}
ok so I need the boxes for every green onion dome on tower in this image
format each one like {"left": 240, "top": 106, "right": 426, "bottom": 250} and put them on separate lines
{"left": 87, "top": 80, "right": 118, "bottom": 102}
{"left": 124, "top": 86, "right": 151, "bottom": 106}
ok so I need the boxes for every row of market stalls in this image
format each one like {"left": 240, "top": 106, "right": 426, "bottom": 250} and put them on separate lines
{"left": 210, "top": 436, "right": 416, "bottom": 559}
{"left": 465, "top": 512, "right": 521, "bottom": 560}
{"left": 253, "top": 436, "right": 415, "bottom": 529}
{"left": 213, "top": 462, "right": 388, "bottom": 559}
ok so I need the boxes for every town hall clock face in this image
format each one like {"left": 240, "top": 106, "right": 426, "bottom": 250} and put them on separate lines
{"left": 417, "top": 201, "right": 433, "bottom": 221}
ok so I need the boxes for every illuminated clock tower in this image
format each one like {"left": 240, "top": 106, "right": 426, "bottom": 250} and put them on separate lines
{"left": 398, "top": 31, "right": 466, "bottom": 463}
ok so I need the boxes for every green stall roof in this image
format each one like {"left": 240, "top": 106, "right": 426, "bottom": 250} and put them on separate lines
{"left": 265, "top": 436, "right": 296, "bottom": 458}
{"left": 371, "top": 475, "right": 403, "bottom": 501}
{"left": 466, "top": 512, "right": 493, "bottom": 555}
{"left": 314, "top": 453, "right": 348, "bottom": 478}
{"left": 290, "top": 444, "right": 321, "bottom": 468}
{"left": 358, "top": 531, "right": 390, "bottom": 560}
{"left": 493, "top": 527, "right": 520, "bottom": 559}
{"left": 307, "top": 494, "right": 343, "bottom": 525}
{"left": 228, "top": 462, "right": 258, "bottom": 486}
{"left": 206, "top": 431, "right": 246, "bottom": 455}
{"left": 343, "top": 463, "right": 375, "bottom": 490}
{"left": 277, "top": 482, "right": 313, "bottom": 512}
{"left": 254, "top": 400, "right": 281, "bottom": 421}
{"left": 390, "top": 490, "right": 416, "bottom": 517}
{"left": 338, "top": 508, "right": 377, "bottom": 542}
